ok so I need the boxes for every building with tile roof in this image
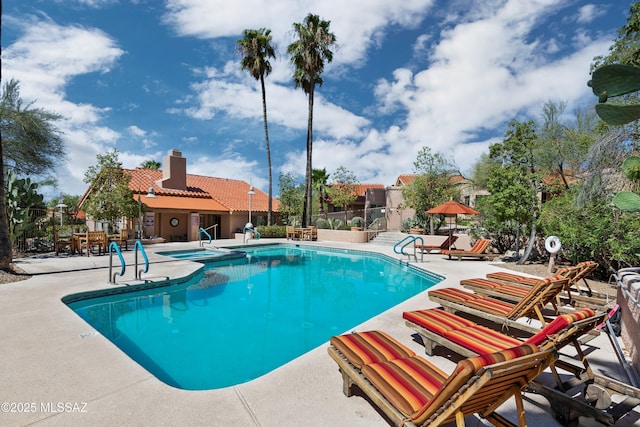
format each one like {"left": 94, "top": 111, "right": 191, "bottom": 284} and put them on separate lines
{"left": 81, "top": 149, "right": 279, "bottom": 241}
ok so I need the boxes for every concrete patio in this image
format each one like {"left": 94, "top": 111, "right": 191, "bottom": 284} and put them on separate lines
{"left": 1, "top": 238, "right": 638, "bottom": 426}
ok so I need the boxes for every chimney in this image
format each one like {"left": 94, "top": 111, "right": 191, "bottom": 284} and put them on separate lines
{"left": 159, "top": 149, "right": 187, "bottom": 190}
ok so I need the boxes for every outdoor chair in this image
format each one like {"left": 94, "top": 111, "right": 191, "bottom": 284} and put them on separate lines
{"left": 328, "top": 333, "right": 556, "bottom": 427}
{"left": 285, "top": 226, "right": 297, "bottom": 240}
{"left": 402, "top": 307, "right": 639, "bottom": 425}
{"left": 415, "top": 235, "right": 458, "bottom": 254}
{"left": 485, "top": 261, "right": 606, "bottom": 307}
{"left": 81, "top": 231, "right": 107, "bottom": 256}
{"left": 53, "top": 227, "right": 73, "bottom": 255}
{"left": 110, "top": 229, "right": 129, "bottom": 251}
{"left": 440, "top": 239, "right": 493, "bottom": 261}
{"left": 427, "top": 276, "right": 568, "bottom": 334}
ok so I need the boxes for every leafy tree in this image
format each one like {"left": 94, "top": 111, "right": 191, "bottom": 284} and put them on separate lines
{"left": 312, "top": 167, "right": 330, "bottom": 217}
{"left": 140, "top": 160, "right": 160, "bottom": 170}
{"left": 534, "top": 101, "right": 597, "bottom": 190}
{"left": 402, "top": 147, "right": 458, "bottom": 232}
{"left": 325, "top": 166, "right": 359, "bottom": 223}
{"left": 591, "top": 2, "right": 640, "bottom": 70}
{"left": 237, "top": 28, "right": 276, "bottom": 225}
{"left": 540, "top": 186, "right": 640, "bottom": 271}
{"left": 0, "top": 79, "right": 65, "bottom": 271}
{"left": 82, "top": 149, "right": 139, "bottom": 233}
{"left": 486, "top": 119, "right": 539, "bottom": 263}
{"left": 287, "top": 13, "right": 336, "bottom": 227}
{"left": 278, "top": 172, "right": 304, "bottom": 225}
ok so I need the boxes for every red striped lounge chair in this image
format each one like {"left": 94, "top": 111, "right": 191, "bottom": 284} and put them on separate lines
{"left": 402, "top": 307, "right": 599, "bottom": 357}
{"left": 328, "top": 333, "right": 555, "bottom": 427}
{"left": 415, "top": 235, "right": 459, "bottom": 254}
{"left": 440, "top": 239, "right": 493, "bottom": 261}
{"left": 402, "top": 308, "right": 639, "bottom": 426}
{"left": 427, "top": 277, "right": 568, "bottom": 334}
{"left": 460, "top": 275, "right": 570, "bottom": 308}
{"left": 486, "top": 261, "right": 605, "bottom": 306}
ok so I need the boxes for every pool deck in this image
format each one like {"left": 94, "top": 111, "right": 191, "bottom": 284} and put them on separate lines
{"left": 1, "top": 239, "right": 638, "bottom": 426}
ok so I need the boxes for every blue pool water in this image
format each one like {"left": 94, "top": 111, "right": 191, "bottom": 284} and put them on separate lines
{"left": 66, "top": 245, "right": 442, "bottom": 390}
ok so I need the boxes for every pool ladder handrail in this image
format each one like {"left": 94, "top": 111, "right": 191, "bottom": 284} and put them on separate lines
{"left": 393, "top": 235, "right": 424, "bottom": 262}
{"left": 199, "top": 227, "right": 212, "bottom": 246}
{"left": 108, "top": 241, "right": 126, "bottom": 284}
{"left": 134, "top": 240, "right": 150, "bottom": 280}
{"left": 243, "top": 226, "right": 261, "bottom": 242}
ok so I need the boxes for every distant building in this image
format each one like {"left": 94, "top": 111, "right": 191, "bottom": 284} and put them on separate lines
{"left": 79, "top": 149, "right": 279, "bottom": 241}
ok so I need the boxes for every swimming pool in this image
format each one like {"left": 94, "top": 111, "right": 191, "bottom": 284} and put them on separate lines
{"left": 66, "top": 245, "right": 442, "bottom": 390}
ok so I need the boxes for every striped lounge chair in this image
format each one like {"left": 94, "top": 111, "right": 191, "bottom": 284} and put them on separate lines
{"left": 402, "top": 308, "right": 640, "bottom": 426}
{"left": 403, "top": 307, "right": 600, "bottom": 357}
{"left": 460, "top": 275, "right": 572, "bottom": 309}
{"left": 485, "top": 261, "right": 606, "bottom": 307}
{"left": 328, "top": 331, "right": 555, "bottom": 427}
{"left": 440, "top": 239, "right": 493, "bottom": 261}
{"left": 428, "top": 277, "right": 568, "bottom": 334}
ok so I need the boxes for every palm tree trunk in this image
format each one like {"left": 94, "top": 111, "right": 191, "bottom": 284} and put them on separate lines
{"left": 302, "top": 87, "right": 314, "bottom": 227}
{"left": 260, "top": 75, "right": 273, "bottom": 226}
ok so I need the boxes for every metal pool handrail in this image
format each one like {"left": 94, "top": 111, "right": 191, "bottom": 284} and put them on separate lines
{"left": 108, "top": 241, "right": 126, "bottom": 284}
{"left": 199, "top": 227, "right": 212, "bottom": 246}
{"left": 393, "top": 235, "right": 424, "bottom": 262}
{"left": 134, "top": 240, "right": 150, "bottom": 280}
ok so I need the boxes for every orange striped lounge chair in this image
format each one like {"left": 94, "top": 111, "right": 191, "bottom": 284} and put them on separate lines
{"left": 460, "top": 275, "right": 571, "bottom": 309}
{"left": 440, "top": 239, "right": 493, "bottom": 261}
{"left": 427, "top": 277, "right": 568, "bottom": 334}
{"left": 401, "top": 308, "right": 639, "bottom": 426}
{"left": 403, "top": 307, "right": 600, "bottom": 357}
{"left": 328, "top": 331, "right": 555, "bottom": 427}
{"left": 486, "top": 261, "right": 605, "bottom": 306}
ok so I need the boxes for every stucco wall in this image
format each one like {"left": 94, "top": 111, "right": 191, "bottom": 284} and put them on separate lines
{"left": 617, "top": 270, "right": 640, "bottom": 373}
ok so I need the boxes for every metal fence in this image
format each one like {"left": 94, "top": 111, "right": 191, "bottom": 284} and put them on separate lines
{"left": 321, "top": 206, "right": 387, "bottom": 230}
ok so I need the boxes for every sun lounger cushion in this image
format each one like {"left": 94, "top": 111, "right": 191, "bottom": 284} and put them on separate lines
{"left": 362, "top": 344, "right": 541, "bottom": 424}
{"left": 329, "top": 330, "right": 415, "bottom": 369}
{"left": 429, "top": 287, "right": 516, "bottom": 316}
{"left": 461, "top": 277, "right": 532, "bottom": 298}
{"left": 402, "top": 307, "right": 477, "bottom": 335}
{"left": 485, "top": 271, "right": 542, "bottom": 286}
{"left": 404, "top": 307, "right": 597, "bottom": 356}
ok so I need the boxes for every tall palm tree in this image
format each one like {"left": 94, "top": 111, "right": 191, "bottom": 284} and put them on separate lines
{"left": 312, "top": 167, "right": 330, "bottom": 217}
{"left": 287, "top": 14, "right": 336, "bottom": 227}
{"left": 237, "top": 28, "right": 276, "bottom": 225}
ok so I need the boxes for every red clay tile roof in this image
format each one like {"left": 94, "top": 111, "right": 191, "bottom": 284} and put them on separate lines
{"left": 126, "top": 168, "right": 279, "bottom": 213}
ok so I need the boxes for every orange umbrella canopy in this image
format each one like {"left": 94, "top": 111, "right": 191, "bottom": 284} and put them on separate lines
{"left": 426, "top": 200, "right": 479, "bottom": 215}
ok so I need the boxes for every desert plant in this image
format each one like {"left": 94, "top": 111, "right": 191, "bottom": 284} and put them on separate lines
{"left": 350, "top": 216, "right": 364, "bottom": 228}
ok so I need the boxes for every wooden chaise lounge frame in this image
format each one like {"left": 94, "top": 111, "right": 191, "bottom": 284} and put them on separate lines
{"left": 328, "top": 337, "right": 555, "bottom": 427}
{"left": 484, "top": 261, "right": 607, "bottom": 307}
{"left": 403, "top": 308, "right": 640, "bottom": 425}
{"left": 414, "top": 235, "right": 459, "bottom": 254}
{"left": 428, "top": 276, "right": 568, "bottom": 334}
{"left": 441, "top": 239, "right": 494, "bottom": 261}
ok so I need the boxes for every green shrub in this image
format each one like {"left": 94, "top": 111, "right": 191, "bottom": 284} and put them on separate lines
{"left": 350, "top": 216, "right": 364, "bottom": 228}
{"left": 255, "top": 225, "right": 286, "bottom": 238}
{"left": 316, "top": 218, "right": 330, "bottom": 229}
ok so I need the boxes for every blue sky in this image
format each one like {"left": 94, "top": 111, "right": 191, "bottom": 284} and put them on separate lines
{"left": 2, "top": 0, "right": 630, "bottom": 200}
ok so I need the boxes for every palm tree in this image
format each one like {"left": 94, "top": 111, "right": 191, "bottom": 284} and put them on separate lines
{"left": 312, "top": 167, "right": 330, "bottom": 217}
{"left": 287, "top": 14, "right": 336, "bottom": 227}
{"left": 237, "top": 28, "right": 276, "bottom": 225}
{"left": 140, "top": 160, "right": 160, "bottom": 170}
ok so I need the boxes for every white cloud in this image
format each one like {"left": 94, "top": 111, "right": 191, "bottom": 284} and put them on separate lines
{"left": 127, "top": 125, "right": 147, "bottom": 137}
{"left": 3, "top": 15, "right": 125, "bottom": 195}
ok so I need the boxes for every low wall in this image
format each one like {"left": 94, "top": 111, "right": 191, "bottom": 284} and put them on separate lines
{"left": 316, "top": 229, "right": 370, "bottom": 243}
{"left": 617, "top": 269, "right": 640, "bottom": 373}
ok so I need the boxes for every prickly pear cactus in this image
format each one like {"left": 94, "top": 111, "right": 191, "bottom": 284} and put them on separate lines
{"left": 589, "top": 64, "right": 640, "bottom": 211}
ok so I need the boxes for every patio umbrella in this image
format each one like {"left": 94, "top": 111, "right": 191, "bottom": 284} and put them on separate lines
{"left": 426, "top": 200, "right": 480, "bottom": 249}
